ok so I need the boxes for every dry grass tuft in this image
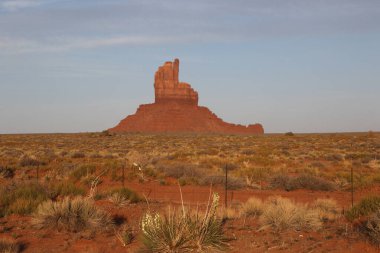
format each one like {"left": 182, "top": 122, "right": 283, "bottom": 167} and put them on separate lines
{"left": 362, "top": 209, "right": 380, "bottom": 246}
{"left": 0, "top": 238, "right": 20, "bottom": 253}
{"left": 312, "top": 198, "right": 340, "bottom": 222}
{"left": 260, "top": 196, "right": 322, "bottom": 232}
{"left": 219, "top": 206, "right": 240, "bottom": 220}
{"left": 33, "top": 196, "right": 113, "bottom": 232}
{"left": 240, "top": 197, "right": 264, "bottom": 218}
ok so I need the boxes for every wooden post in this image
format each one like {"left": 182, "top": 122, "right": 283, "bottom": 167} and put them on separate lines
{"left": 122, "top": 162, "right": 125, "bottom": 188}
{"left": 225, "top": 164, "right": 228, "bottom": 208}
{"left": 351, "top": 162, "right": 354, "bottom": 208}
{"left": 350, "top": 143, "right": 354, "bottom": 208}
{"left": 36, "top": 165, "right": 39, "bottom": 183}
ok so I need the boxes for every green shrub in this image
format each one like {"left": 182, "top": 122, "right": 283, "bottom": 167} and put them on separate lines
{"left": 346, "top": 196, "right": 380, "bottom": 221}
{"left": 33, "top": 196, "right": 113, "bottom": 232}
{"left": 140, "top": 193, "right": 228, "bottom": 253}
{"left": 0, "top": 183, "right": 48, "bottom": 217}
{"left": 178, "top": 177, "right": 187, "bottom": 186}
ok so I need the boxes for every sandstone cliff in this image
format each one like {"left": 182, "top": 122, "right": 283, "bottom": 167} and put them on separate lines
{"left": 109, "top": 59, "right": 264, "bottom": 134}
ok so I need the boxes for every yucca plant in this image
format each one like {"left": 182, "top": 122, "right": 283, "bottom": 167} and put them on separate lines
{"left": 190, "top": 193, "right": 227, "bottom": 252}
{"left": 141, "top": 209, "right": 193, "bottom": 253}
{"left": 140, "top": 192, "right": 228, "bottom": 253}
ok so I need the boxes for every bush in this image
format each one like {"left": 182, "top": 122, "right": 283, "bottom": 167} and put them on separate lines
{"left": 70, "top": 164, "right": 96, "bottom": 181}
{"left": 270, "top": 174, "right": 335, "bottom": 191}
{"left": 140, "top": 193, "right": 228, "bottom": 253}
{"left": 241, "top": 197, "right": 264, "bottom": 218}
{"left": 33, "top": 196, "right": 113, "bottom": 232}
{"left": 71, "top": 151, "right": 85, "bottom": 159}
{"left": 200, "top": 175, "right": 245, "bottom": 190}
{"left": 115, "top": 225, "right": 135, "bottom": 246}
{"left": 19, "top": 156, "right": 44, "bottom": 167}
{"left": 0, "top": 166, "right": 14, "bottom": 179}
{"left": 362, "top": 209, "right": 380, "bottom": 246}
{"left": 260, "top": 196, "right": 322, "bottom": 231}
{"left": 346, "top": 196, "right": 380, "bottom": 221}
{"left": 269, "top": 174, "right": 291, "bottom": 190}
{"left": 219, "top": 207, "right": 239, "bottom": 220}
{"left": 0, "top": 238, "right": 21, "bottom": 253}
{"left": 48, "top": 182, "right": 85, "bottom": 199}
{"left": 158, "top": 163, "right": 200, "bottom": 179}
{"left": 325, "top": 154, "right": 343, "bottom": 162}
{"left": 312, "top": 198, "right": 340, "bottom": 222}
{"left": 0, "top": 183, "right": 48, "bottom": 217}
{"left": 291, "top": 175, "right": 336, "bottom": 191}
{"left": 108, "top": 188, "right": 140, "bottom": 204}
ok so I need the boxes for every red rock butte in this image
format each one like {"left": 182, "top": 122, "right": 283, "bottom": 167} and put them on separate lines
{"left": 109, "top": 59, "right": 264, "bottom": 134}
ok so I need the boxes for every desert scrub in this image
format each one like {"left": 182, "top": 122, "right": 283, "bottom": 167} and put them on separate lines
{"left": 199, "top": 175, "right": 245, "bottom": 190}
{"left": 260, "top": 196, "right": 322, "bottom": 232}
{"left": 0, "top": 238, "right": 21, "bottom": 253}
{"left": 47, "top": 181, "right": 85, "bottom": 199}
{"left": 241, "top": 197, "right": 264, "bottom": 218}
{"left": 346, "top": 196, "right": 380, "bottom": 221}
{"left": 0, "top": 183, "right": 48, "bottom": 217}
{"left": 312, "top": 198, "right": 340, "bottom": 222}
{"left": 156, "top": 162, "right": 198, "bottom": 179}
{"left": 108, "top": 187, "right": 140, "bottom": 205}
{"left": 71, "top": 151, "right": 85, "bottom": 158}
{"left": 140, "top": 193, "right": 228, "bottom": 253}
{"left": 19, "top": 156, "right": 44, "bottom": 167}
{"left": 70, "top": 164, "right": 96, "bottom": 181}
{"left": 219, "top": 206, "right": 240, "bottom": 220}
{"left": 0, "top": 166, "right": 14, "bottom": 179}
{"left": 33, "top": 196, "right": 113, "bottom": 232}
{"left": 361, "top": 209, "right": 380, "bottom": 246}
{"left": 116, "top": 225, "right": 135, "bottom": 246}
{"left": 238, "top": 167, "right": 269, "bottom": 189}
{"left": 270, "top": 174, "right": 335, "bottom": 191}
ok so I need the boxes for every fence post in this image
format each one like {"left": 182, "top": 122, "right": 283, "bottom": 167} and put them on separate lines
{"left": 225, "top": 164, "right": 228, "bottom": 208}
{"left": 351, "top": 161, "right": 354, "bottom": 208}
{"left": 122, "top": 160, "right": 126, "bottom": 188}
{"left": 36, "top": 165, "right": 39, "bottom": 183}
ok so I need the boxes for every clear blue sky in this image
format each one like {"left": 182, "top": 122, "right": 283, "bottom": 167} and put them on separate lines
{"left": 0, "top": 0, "right": 379, "bottom": 133}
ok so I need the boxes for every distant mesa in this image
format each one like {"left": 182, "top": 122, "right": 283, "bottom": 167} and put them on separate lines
{"left": 109, "top": 59, "right": 264, "bottom": 134}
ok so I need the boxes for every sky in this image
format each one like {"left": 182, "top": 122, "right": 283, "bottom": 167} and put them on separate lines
{"left": 0, "top": 0, "right": 379, "bottom": 134}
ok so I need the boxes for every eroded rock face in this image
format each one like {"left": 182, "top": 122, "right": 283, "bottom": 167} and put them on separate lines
{"left": 154, "top": 59, "right": 198, "bottom": 105}
{"left": 109, "top": 59, "right": 264, "bottom": 134}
